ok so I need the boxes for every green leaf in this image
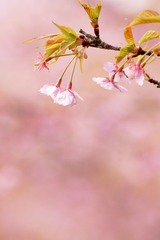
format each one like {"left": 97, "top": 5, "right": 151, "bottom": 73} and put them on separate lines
{"left": 23, "top": 34, "right": 58, "bottom": 44}
{"left": 124, "top": 26, "right": 135, "bottom": 46}
{"left": 78, "top": 0, "right": 102, "bottom": 22}
{"left": 128, "top": 10, "right": 160, "bottom": 27}
{"left": 44, "top": 43, "right": 61, "bottom": 58}
{"left": 52, "top": 22, "right": 78, "bottom": 40}
{"left": 116, "top": 44, "right": 135, "bottom": 63}
{"left": 138, "top": 30, "right": 160, "bottom": 44}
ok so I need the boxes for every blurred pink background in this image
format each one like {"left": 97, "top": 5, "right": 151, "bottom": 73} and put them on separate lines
{"left": 1, "top": 0, "right": 160, "bottom": 239}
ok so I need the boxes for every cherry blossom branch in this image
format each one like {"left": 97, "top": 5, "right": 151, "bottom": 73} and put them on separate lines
{"left": 26, "top": 1, "right": 160, "bottom": 106}
{"left": 148, "top": 79, "right": 160, "bottom": 88}
{"left": 79, "top": 29, "right": 120, "bottom": 51}
{"left": 145, "top": 72, "right": 160, "bottom": 88}
{"left": 80, "top": 29, "right": 160, "bottom": 88}
{"left": 79, "top": 29, "right": 160, "bottom": 57}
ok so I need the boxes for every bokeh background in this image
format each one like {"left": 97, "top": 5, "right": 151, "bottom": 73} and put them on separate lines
{"left": 1, "top": 0, "right": 160, "bottom": 239}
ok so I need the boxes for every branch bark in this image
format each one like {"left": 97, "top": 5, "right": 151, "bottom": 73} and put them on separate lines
{"left": 79, "top": 29, "right": 160, "bottom": 57}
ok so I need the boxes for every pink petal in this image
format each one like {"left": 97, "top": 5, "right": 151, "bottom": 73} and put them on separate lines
{"left": 92, "top": 77, "right": 106, "bottom": 84}
{"left": 54, "top": 89, "right": 83, "bottom": 106}
{"left": 124, "top": 66, "right": 135, "bottom": 80}
{"left": 114, "top": 83, "right": 128, "bottom": 93}
{"left": 102, "top": 81, "right": 115, "bottom": 90}
{"left": 114, "top": 72, "right": 121, "bottom": 82}
{"left": 104, "top": 62, "right": 117, "bottom": 73}
{"left": 124, "top": 64, "right": 144, "bottom": 86}
{"left": 93, "top": 77, "right": 114, "bottom": 90}
{"left": 56, "top": 90, "right": 76, "bottom": 106}
{"left": 114, "top": 71, "right": 129, "bottom": 83}
{"left": 40, "top": 85, "right": 58, "bottom": 96}
{"left": 36, "top": 53, "right": 49, "bottom": 71}
{"left": 73, "top": 91, "right": 84, "bottom": 101}
{"left": 135, "top": 71, "right": 144, "bottom": 86}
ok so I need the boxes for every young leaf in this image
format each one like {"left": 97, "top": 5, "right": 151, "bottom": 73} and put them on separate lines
{"left": 124, "top": 26, "right": 135, "bottom": 46}
{"left": 78, "top": 0, "right": 102, "bottom": 26}
{"left": 153, "top": 47, "right": 160, "bottom": 54}
{"left": 44, "top": 43, "right": 61, "bottom": 58}
{"left": 23, "top": 34, "right": 58, "bottom": 44}
{"left": 52, "top": 22, "right": 78, "bottom": 39}
{"left": 128, "top": 10, "right": 160, "bottom": 27}
{"left": 138, "top": 30, "right": 160, "bottom": 44}
{"left": 116, "top": 45, "right": 135, "bottom": 63}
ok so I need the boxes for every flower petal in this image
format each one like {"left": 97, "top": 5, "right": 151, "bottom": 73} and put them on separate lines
{"left": 73, "top": 91, "right": 84, "bottom": 101}
{"left": 135, "top": 70, "right": 145, "bottom": 86}
{"left": 93, "top": 77, "right": 115, "bottom": 90}
{"left": 55, "top": 90, "right": 76, "bottom": 106}
{"left": 40, "top": 85, "right": 58, "bottom": 96}
{"left": 36, "top": 53, "right": 49, "bottom": 71}
{"left": 114, "top": 83, "right": 128, "bottom": 92}
{"left": 114, "top": 71, "right": 130, "bottom": 83}
{"left": 104, "top": 62, "right": 117, "bottom": 73}
{"left": 124, "top": 62, "right": 144, "bottom": 86}
{"left": 124, "top": 66, "right": 135, "bottom": 80}
{"left": 92, "top": 77, "right": 106, "bottom": 84}
{"left": 54, "top": 89, "right": 83, "bottom": 106}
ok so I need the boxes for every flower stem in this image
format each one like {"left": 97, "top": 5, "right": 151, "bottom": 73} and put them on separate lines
{"left": 70, "top": 56, "right": 78, "bottom": 84}
{"left": 59, "top": 55, "right": 77, "bottom": 80}
{"left": 141, "top": 42, "right": 160, "bottom": 66}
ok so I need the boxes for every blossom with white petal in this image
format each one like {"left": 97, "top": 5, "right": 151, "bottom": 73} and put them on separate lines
{"left": 124, "top": 61, "right": 144, "bottom": 86}
{"left": 93, "top": 77, "right": 128, "bottom": 92}
{"left": 39, "top": 84, "right": 60, "bottom": 98}
{"left": 40, "top": 82, "right": 83, "bottom": 106}
{"left": 104, "top": 62, "right": 129, "bottom": 83}
{"left": 55, "top": 89, "right": 84, "bottom": 106}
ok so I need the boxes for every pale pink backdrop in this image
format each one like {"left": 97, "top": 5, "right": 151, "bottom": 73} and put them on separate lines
{"left": 0, "top": 0, "right": 160, "bottom": 239}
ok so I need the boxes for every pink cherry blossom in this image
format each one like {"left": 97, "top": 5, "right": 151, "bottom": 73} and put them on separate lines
{"left": 40, "top": 84, "right": 83, "bottom": 106}
{"left": 93, "top": 62, "right": 130, "bottom": 92}
{"left": 36, "top": 53, "right": 49, "bottom": 71}
{"left": 104, "top": 62, "right": 129, "bottom": 83}
{"left": 124, "top": 61, "right": 145, "bottom": 86}
{"left": 39, "top": 84, "right": 60, "bottom": 99}
{"left": 55, "top": 89, "right": 84, "bottom": 106}
{"left": 92, "top": 77, "right": 128, "bottom": 93}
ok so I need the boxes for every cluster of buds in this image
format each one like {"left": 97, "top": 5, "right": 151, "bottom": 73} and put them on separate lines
{"left": 25, "top": 0, "right": 160, "bottom": 106}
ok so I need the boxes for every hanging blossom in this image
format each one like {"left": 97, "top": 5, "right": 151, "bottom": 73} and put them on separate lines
{"left": 93, "top": 77, "right": 128, "bottom": 92}
{"left": 124, "top": 60, "right": 145, "bottom": 86}
{"left": 104, "top": 62, "right": 129, "bottom": 83}
{"left": 93, "top": 62, "right": 128, "bottom": 92}
{"left": 55, "top": 88, "right": 84, "bottom": 106}
{"left": 40, "top": 84, "right": 60, "bottom": 98}
{"left": 40, "top": 82, "right": 83, "bottom": 106}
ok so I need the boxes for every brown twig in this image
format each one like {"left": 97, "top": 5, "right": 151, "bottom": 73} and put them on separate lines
{"left": 79, "top": 29, "right": 160, "bottom": 56}
{"left": 79, "top": 29, "right": 120, "bottom": 51}
{"left": 148, "top": 78, "right": 160, "bottom": 88}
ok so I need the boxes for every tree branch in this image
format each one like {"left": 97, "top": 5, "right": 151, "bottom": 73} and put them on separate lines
{"left": 148, "top": 78, "right": 160, "bottom": 88}
{"left": 79, "top": 29, "right": 160, "bottom": 57}
{"left": 79, "top": 29, "right": 120, "bottom": 51}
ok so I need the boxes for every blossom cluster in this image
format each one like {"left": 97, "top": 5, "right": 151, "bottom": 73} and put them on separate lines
{"left": 93, "top": 60, "right": 145, "bottom": 93}
{"left": 38, "top": 56, "right": 145, "bottom": 106}
{"left": 25, "top": 0, "right": 160, "bottom": 106}
{"left": 39, "top": 83, "right": 83, "bottom": 107}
